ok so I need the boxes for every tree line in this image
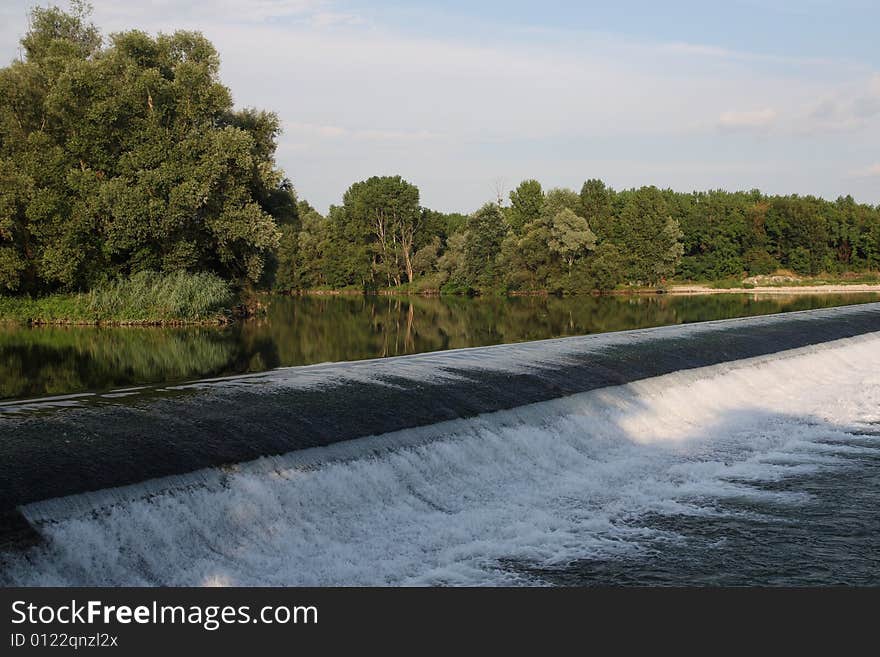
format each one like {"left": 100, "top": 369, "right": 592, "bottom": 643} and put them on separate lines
{"left": 2, "top": 4, "right": 879, "bottom": 298}
{"left": 279, "top": 177, "right": 880, "bottom": 294}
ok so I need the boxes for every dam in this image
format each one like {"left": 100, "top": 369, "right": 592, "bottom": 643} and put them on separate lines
{"left": 2, "top": 303, "right": 880, "bottom": 585}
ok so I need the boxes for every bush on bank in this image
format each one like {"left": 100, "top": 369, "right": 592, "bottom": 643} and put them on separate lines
{"left": 0, "top": 271, "right": 235, "bottom": 324}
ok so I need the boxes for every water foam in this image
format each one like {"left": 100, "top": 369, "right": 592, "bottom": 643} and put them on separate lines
{"left": 2, "top": 333, "right": 879, "bottom": 586}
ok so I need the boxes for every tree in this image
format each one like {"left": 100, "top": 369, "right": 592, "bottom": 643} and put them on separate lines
{"left": 463, "top": 203, "right": 508, "bottom": 292}
{"left": 588, "top": 242, "right": 625, "bottom": 291}
{"left": 341, "top": 175, "right": 421, "bottom": 286}
{"left": 322, "top": 204, "right": 372, "bottom": 289}
{"left": 437, "top": 231, "right": 468, "bottom": 293}
{"left": 20, "top": 1, "right": 101, "bottom": 65}
{"left": 543, "top": 187, "right": 581, "bottom": 216}
{"left": 766, "top": 196, "right": 828, "bottom": 275}
{"left": 411, "top": 236, "right": 441, "bottom": 278}
{"left": 498, "top": 221, "right": 552, "bottom": 292}
{"left": 0, "top": 4, "right": 287, "bottom": 293}
{"left": 548, "top": 208, "right": 597, "bottom": 273}
{"left": 579, "top": 179, "right": 613, "bottom": 239}
{"left": 611, "top": 187, "right": 683, "bottom": 284}
{"left": 507, "top": 179, "right": 543, "bottom": 233}
{"left": 292, "top": 203, "right": 330, "bottom": 289}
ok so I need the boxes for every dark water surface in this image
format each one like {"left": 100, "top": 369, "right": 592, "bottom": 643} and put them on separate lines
{"left": 2, "top": 292, "right": 878, "bottom": 400}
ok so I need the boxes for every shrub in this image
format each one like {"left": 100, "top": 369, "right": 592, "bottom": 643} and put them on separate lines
{"left": 0, "top": 271, "right": 234, "bottom": 323}
{"left": 86, "top": 271, "right": 233, "bottom": 322}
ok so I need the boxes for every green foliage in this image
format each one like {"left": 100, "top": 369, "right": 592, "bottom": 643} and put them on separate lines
{"left": 588, "top": 242, "right": 625, "bottom": 291}
{"left": 610, "top": 186, "right": 683, "bottom": 285}
{"left": 709, "top": 278, "right": 748, "bottom": 289}
{"left": 4, "top": 4, "right": 878, "bottom": 300}
{"left": 507, "top": 179, "right": 543, "bottom": 232}
{"left": 579, "top": 179, "right": 613, "bottom": 239}
{"left": 743, "top": 247, "right": 778, "bottom": 276}
{"left": 548, "top": 208, "right": 597, "bottom": 271}
{"left": 437, "top": 232, "right": 468, "bottom": 293}
{"left": 274, "top": 174, "right": 880, "bottom": 296}
{"left": 463, "top": 203, "right": 508, "bottom": 293}
{"left": 0, "top": 4, "right": 290, "bottom": 294}
{"left": 788, "top": 246, "right": 813, "bottom": 276}
{"left": 342, "top": 175, "right": 421, "bottom": 287}
{"left": 0, "top": 270, "right": 233, "bottom": 323}
{"left": 411, "top": 236, "right": 442, "bottom": 278}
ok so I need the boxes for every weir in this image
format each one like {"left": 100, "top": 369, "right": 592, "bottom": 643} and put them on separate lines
{"left": 2, "top": 302, "right": 880, "bottom": 547}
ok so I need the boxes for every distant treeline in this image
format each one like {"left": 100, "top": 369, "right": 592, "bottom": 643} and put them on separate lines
{"left": 280, "top": 178, "right": 880, "bottom": 294}
{"left": 2, "top": 5, "right": 879, "bottom": 299}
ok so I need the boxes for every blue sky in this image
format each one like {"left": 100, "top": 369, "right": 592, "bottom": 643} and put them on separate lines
{"left": 1, "top": 0, "right": 878, "bottom": 211}
{"left": 349, "top": 0, "right": 880, "bottom": 65}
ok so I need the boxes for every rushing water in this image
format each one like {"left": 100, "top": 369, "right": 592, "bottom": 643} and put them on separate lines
{"left": 2, "top": 323, "right": 879, "bottom": 585}
{"left": 1, "top": 298, "right": 879, "bottom": 586}
{"left": 1, "top": 292, "right": 878, "bottom": 400}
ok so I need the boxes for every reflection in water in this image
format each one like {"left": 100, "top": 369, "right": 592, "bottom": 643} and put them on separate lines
{"left": 2, "top": 292, "right": 878, "bottom": 400}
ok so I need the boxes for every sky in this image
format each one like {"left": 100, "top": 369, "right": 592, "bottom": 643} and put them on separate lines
{"left": 1, "top": 0, "right": 878, "bottom": 212}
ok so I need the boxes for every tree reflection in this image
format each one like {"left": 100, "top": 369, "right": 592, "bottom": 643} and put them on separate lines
{"left": 2, "top": 293, "right": 877, "bottom": 399}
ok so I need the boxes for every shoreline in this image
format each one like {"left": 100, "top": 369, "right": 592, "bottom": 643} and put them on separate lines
{"left": 289, "top": 284, "right": 880, "bottom": 298}
{"left": 0, "top": 318, "right": 234, "bottom": 327}
{"left": 3, "top": 284, "right": 879, "bottom": 326}
{"left": 665, "top": 284, "right": 880, "bottom": 295}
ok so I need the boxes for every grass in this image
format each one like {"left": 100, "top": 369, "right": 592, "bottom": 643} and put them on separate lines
{"left": 0, "top": 271, "right": 236, "bottom": 325}
{"left": 707, "top": 278, "right": 753, "bottom": 289}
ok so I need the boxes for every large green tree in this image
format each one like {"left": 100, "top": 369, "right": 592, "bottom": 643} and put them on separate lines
{"left": 463, "top": 203, "right": 508, "bottom": 292}
{"left": 340, "top": 175, "right": 422, "bottom": 287}
{"left": 610, "top": 186, "right": 683, "bottom": 284}
{"left": 507, "top": 179, "right": 543, "bottom": 233}
{"left": 579, "top": 179, "right": 613, "bottom": 239}
{"left": 548, "top": 208, "right": 597, "bottom": 273}
{"left": 0, "top": 3, "right": 291, "bottom": 293}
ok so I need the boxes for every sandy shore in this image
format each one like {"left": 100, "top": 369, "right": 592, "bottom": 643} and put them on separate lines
{"left": 667, "top": 284, "right": 880, "bottom": 295}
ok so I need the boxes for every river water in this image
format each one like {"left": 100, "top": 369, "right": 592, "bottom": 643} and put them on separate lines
{"left": 1, "top": 299, "right": 878, "bottom": 586}
{"left": 2, "top": 292, "right": 878, "bottom": 400}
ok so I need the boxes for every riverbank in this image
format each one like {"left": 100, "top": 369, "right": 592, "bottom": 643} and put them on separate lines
{"left": 288, "top": 281, "right": 880, "bottom": 298}
{"left": 7, "top": 279, "right": 879, "bottom": 327}
{"left": 0, "top": 271, "right": 248, "bottom": 326}
{"left": 666, "top": 283, "right": 880, "bottom": 295}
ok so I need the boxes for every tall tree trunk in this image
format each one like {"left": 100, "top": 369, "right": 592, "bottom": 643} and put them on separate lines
{"left": 400, "top": 224, "right": 415, "bottom": 283}
{"left": 374, "top": 210, "right": 391, "bottom": 287}
{"left": 403, "top": 247, "right": 414, "bottom": 283}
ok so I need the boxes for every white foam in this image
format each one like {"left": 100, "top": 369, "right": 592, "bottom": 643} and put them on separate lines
{"left": 3, "top": 332, "right": 880, "bottom": 586}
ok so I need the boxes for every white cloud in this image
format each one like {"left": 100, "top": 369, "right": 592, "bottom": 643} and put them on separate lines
{"left": 286, "top": 122, "right": 440, "bottom": 141}
{"left": 853, "top": 73, "right": 880, "bottom": 118}
{"left": 800, "top": 73, "right": 880, "bottom": 132}
{"left": 97, "top": 0, "right": 332, "bottom": 24}
{"left": 849, "top": 163, "right": 880, "bottom": 178}
{"left": 717, "top": 108, "right": 778, "bottom": 130}
{"left": 1, "top": 0, "right": 879, "bottom": 209}
{"left": 309, "top": 11, "right": 364, "bottom": 27}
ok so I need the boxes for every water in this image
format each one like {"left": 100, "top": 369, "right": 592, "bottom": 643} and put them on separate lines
{"left": 1, "top": 304, "right": 879, "bottom": 586}
{"left": 2, "top": 329, "right": 878, "bottom": 585}
{"left": 1, "top": 292, "right": 878, "bottom": 400}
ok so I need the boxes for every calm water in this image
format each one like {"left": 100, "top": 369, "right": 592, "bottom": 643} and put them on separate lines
{"left": 2, "top": 292, "right": 878, "bottom": 400}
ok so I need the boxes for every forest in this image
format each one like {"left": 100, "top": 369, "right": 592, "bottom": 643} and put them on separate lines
{"left": 2, "top": 3, "right": 880, "bottom": 310}
{"left": 289, "top": 177, "right": 880, "bottom": 295}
